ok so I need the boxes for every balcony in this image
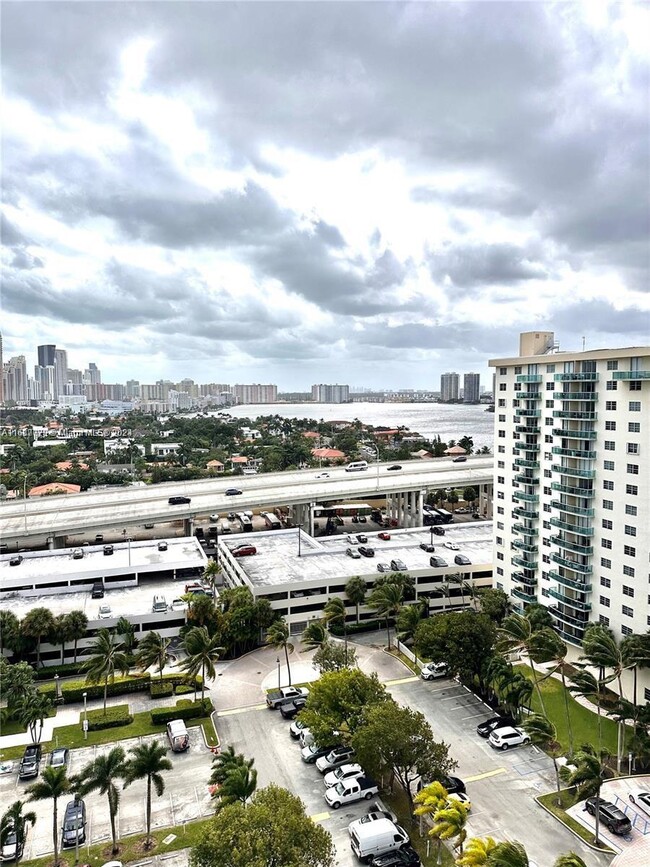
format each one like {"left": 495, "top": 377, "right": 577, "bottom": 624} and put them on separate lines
{"left": 550, "top": 500, "right": 595, "bottom": 518}
{"left": 520, "top": 392, "right": 542, "bottom": 401}
{"left": 554, "top": 372, "right": 599, "bottom": 382}
{"left": 550, "top": 535, "right": 593, "bottom": 555}
{"left": 512, "top": 555, "right": 538, "bottom": 570}
{"left": 515, "top": 474, "right": 540, "bottom": 486}
{"left": 548, "top": 569, "right": 592, "bottom": 591}
{"left": 512, "top": 572, "right": 538, "bottom": 587}
{"left": 550, "top": 517, "right": 594, "bottom": 536}
{"left": 549, "top": 554, "right": 592, "bottom": 576}
{"left": 553, "top": 410, "right": 598, "bottom": 421}
{"left": 512, "top": 539, "right": 538, "bottom": 555}
{"left": 513, "top": 523, "right": 538, "bottom": 537}
{"left": 513, "top": 442, "right": 540, "bottom": 453}
{"left": 547, "top": 588, "right": 591, "bottom": 611}
{"left": 549, "top": 605, "right": 589, "bottom": 630}
{"left": 513, "top": 491, "right": 539, "bottom": 503}
{"left": 551, "top": 482, "right": 595, "bottom": 498}
{"left": 553, "top": 391, "right": 598, "bottom": 401}
{"left": 552, "top": 428, "right": 597, "bottom": 440}
{"left": 517, "top": 374, "right": 543, "bottom": 383}
{"left": 516, "top": 409, "right": 542, "bottom": 419}
{"left": 515, "top": 425, "right": 540, "bottom": 435}
{"left": 514, "top": 507, "right": 539, "bottom": 520}
{"left": 553, "top": 627, "right": 585, "bottom": 647}
{"left": 512, "top": 587, "right": 537, "bottom": 603}
{"left": 515, "top": 458, "right": 539, "bottom": 469}
{"left": 613, "top": 370, "right": 650, "bottom": 380}
{"left": 550, "top": 464, "right": 596, "bottom": 479}
{"left": 552, "top": 446, "right": 596, "bottom": 460}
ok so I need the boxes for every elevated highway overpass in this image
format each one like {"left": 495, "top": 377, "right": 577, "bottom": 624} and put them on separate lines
{"left": 0, "top": 457, "right": 493, "bottom": 545}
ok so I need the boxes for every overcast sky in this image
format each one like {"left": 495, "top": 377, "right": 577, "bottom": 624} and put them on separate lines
{"left": 2, "top": 1, "right": 649, "bottom": 390}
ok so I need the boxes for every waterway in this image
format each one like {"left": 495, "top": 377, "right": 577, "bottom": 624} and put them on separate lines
{"left": 219, "top": 402, "right": 495, "bottom": 450}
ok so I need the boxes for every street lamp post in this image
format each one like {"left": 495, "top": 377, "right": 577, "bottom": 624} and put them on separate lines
{"left": 276, "top": 656, "right": 281, "bottom": 690}
{"left": 82, "top": 692, "right": 88, "bottom": 740}
{"left": 23, "top": 473, "right": 29, "bottom": 533}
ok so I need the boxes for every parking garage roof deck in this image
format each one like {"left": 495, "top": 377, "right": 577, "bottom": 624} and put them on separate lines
{"left": 221, "top": 521, "right": 493, "bottom": 589}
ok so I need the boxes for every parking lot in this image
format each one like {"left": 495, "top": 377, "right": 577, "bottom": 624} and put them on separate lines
{"left": 566, "top": 775, "right": 650, "bottom": 855}
{"left": 0, "top": 727, "right": 214, "bottom": 861}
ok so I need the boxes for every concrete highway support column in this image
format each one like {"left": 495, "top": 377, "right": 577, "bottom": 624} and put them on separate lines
{"left": 48, "top": 535, "right": 66, "bottom": 550}
{"left": 417, "top": 490, "right": 425, "bottom": 527}
{"left": 184, "top": 517, "right": 194, "bottom": 537}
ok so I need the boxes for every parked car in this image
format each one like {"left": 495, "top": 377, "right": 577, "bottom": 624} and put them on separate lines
{"left": 98, "top": 605, "right": 113, "bottom": 620}
{"left": 447, "top": 792, "right": 471, "bottom": 811}
{"left": 0, "top": 826, "right": 26, "bottom": 862}
{"left": 441, "top": 776, "right": 466, "bottom": 795}
{"left": 432, "top": 526, "right": 445, "bottom": 536}
{"left": 420, "top": 662, "right": 449, "bottom": 680}
{"left": 356, "top": 534, "right": 368, "bottom": 544}
{"left": 225, "top": 488, "right": 242, "bottom": 496}
{"left": 266, "top": 686, "right": 310, "bottom": 710}
{"left": 289, "top": 719, "right": 308, "bottom": 740}
{"left": 390, "top": 559, "right": 407, "bottom": 571}
{"left": 429, "top": 555, "right": 448, "bottom": 568}
{"left": 585, "top": 797, "right": 632, "bottom": 835}
{"left": 346, "top": 548, "right": 362, "bottom": 559}
{"left": 378, "top": 532, "right": 391, "bottom": 540}
{"left": 18, "top": 744, "right": 42, "bottom": 779}
{"left": 443, "top": 541, "right": 460, "bottom": 551}
{"left": 376, "top": 563, "right": 392, "bottom": 573}
{"left": 103, "top": 544, "right": 114, "bottom": 556}
{"left": 371, "top": 846, "right": 422, "bottom": 866}
{"left": 9, "top": 555, "right": 23, "bottom": 566}
{"left": 316, "top": 745, "right": 355, "bottom": 773}
{"left": 387, "top": 465, "right": 402, "bottom": 471}
{"left": 170, "top": 598, "right": 187, "bottom": 612}
{"left": 315, "top": 472, "right": 330, "bottom": 479}
{"left": 629, "top": 789, "right": 650, "bottom": 817}
{"left": 301, "top": 743, "right": 339, "bottom": 764}
{"left": 419, "top": 543, "right": 436, "bottom": 552}
{"left": 91, "top": 581, "right": 105, "bottom": 599}
{"left": 488, "top": 726, "right": 531, "bottom": 751}
{"left": 157, "top": 541, "right": 168, "bottom": 551}
{"left": 476, "top": 715, "right": 517, "bottom": 738}
{"left": 62, "top": 798, "right": 87, "bottom": 847}
{"left": 280, "top": 698, "right": 308, "bottom": 720}
{"left": 454, "top": 554, "right": 471, "bottom": 566}
{"left": 94, "top": 534, "right": 104, "bottom": 543}
{"left": 358, "top": 516, "right": 367, "bottom": 523}
{"left": 49, "top": 748, "right": 70, "bottom": 769}
{"left": 144, "top": 523, "right": 155, "bottom": 529}
{"left": 323, "top": 763, "right": 365, "bottom": 789}
{"left": 209, "top": 514, "right": 220, "bottom": 523}
{"left": 358, "top": 546, "right": 375, "bottom": 558}
{"left": 452, "top": 456, "right": 467, "bottom": 462}
{"left": 356, "top": 805, "right": 397, "bottom": 826}
{"left": 231, "top": 544, "right": 257, "bottom": 557}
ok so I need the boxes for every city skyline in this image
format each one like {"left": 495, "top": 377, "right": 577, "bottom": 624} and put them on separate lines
{"left": 2, "top": 3, "right": 649, "bottom": 387}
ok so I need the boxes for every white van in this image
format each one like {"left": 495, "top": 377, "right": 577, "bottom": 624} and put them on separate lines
{"left": 152, "top": 595, "right": 167, "bottom": 613}
{"left": 348, "top": 817, "right": 409, "bottom": 862}
{"left": 345, "top": 461, "right": 368, "bottom": 472}
{"left": 166, "top": 719, "right": 190, "bottom": 752}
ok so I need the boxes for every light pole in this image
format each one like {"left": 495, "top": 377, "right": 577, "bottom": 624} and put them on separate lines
{"left": 297, "top": 523, "right": 302, "bottom": 558}
{"left": 82, "top": 692, "right": 88, "bottom": 740}
{"left": 23, "top": 473, "right": 30, "bottom": 533}
{"left": 276, "top": 656, "right": 281, "bottom": 690}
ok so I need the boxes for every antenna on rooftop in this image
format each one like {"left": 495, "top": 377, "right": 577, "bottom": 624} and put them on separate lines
{"left": 582, "top": 336, "right": 586, "bottom": 351}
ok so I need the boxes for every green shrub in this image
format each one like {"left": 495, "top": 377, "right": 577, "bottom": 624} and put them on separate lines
{"left": 86, "top": 704, "right": 133, "bottom": 731}
{"left": 174, "top": 684, "right": 195, "bottom": 695}
{"left": 150, "top": 682, "right": 174, "bottom": 698}
{"left": 35, "top": 662, "right": 85, "bottom": 680}
{"left": 150, "top": 698, "right": 213, "bottom": 725}
{"left": 160, "top": 673, "right": 202, "bottom": 687}
{"left": 329, "top": 619, "right": 382, "bottom": 636}
{"left": 61, "top": 674, "right": 151, "bottom": 703}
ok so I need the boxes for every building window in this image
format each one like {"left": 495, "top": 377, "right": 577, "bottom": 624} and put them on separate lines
{"left": 605, "top": 401, "right": 617, "bottom": 411}
{"left": 514, "top": 383, "right": 522, "bottom": 392}
{"left": 629, "top": 401, "right": 641, "bottom": 411}
{"left": 602, "top": 519, "right": 613, "bottom": 530}
{"left": 624, "top": 525, "right": 637, "bottom": 537}
{"left": 497, "top": 491, "right": 504, "bottom": 499}
{"left": 628, "top": 421, "right": 641, "bottom": 433}
{"left": 622, "top": 605, "right": 634, "bottom": 618}
{"left": 497, "top": 522, "right": 504, "bottom": 530}
{"left": 546, "top": 382, "right": 554, "bottom": 390}
{"left": 600, "top": 616, "right": 610, "bottom": 627}
{"left": 623, "top": 585, "right": 635, "bottom": 598}
{"left": 627, "top": 464, "right": 639, "bottom": 475}
{"left": 604, "top": 440, "right": 615, "bottom": 450}
{"left": 499, "top": 383, "right": 507, "bottom": 391}
{"left": 498, "top": 430, "right": 505, "bottom": 438}
{"left": 621, "top": 625, "right": 633, "bottom": 636}
{"left": 627, "top": 443, "right": 639, "bottom": 454}
{"left": 499, "top": 415, "right": 506, "bottom": 422}
{"left": 625, "top": 505, "right": 637, "bottom": 516}
{"left": 600, "top": 596, "right": 610, "bottom": 607}
{"left": 601, "top": 539, "right": 612, "bottom": 549}
{"left": 600, "top": 576, "right": 611, "bottom": 588}
{"left": 543, "top": 503, "right": 551, "bottom": 512}
{"left": 498, "top": 476, "right": 505, "bottom": 484}
{"left": 497, "top": 552, "right": 504, "bottom": 561}
{"left": 498, "top": 399, "right": 506, "bottom": 407}
{"left": 545, "top": 400, "right": 554, "bottom": 409}
{"left": 544, "top": 469, "right": 552, "bottom": 478}
{"left": 606, "top": 380, "right": 618, "bottom": 390}
{"left": 623, "top": 565, "right": 635, "bottom": 578}
{"left": 626, "top": 484, "right": 638, "bottom": 495}
{"left": 603, "top": 480, "right": 614, "bottom": 491}
{"left": 629, "top": 380, "right": 642, "bottom": 391}
{"left": 605, "top": 421, "right": 616, "bottom": 431}
{"left": 546, "top": 364, "right": 556, "bottom": 373}
{"left": 498, "top": 460, "right": 505, "bottom": 468}
{"left": 603, "top": 460, "right": 615, "bottom": 471}
{"left": 498, "top": 445, "right": 505, "bottom": 453}
{"left": 600, "top": 558, "right": 611, "bottom": 569}
{"left": 545, "top": 435, "right": 553, "bottom": 443}
{"left": 543, "top": 486, "right": 551, "bottom": 496}
{"left": 514, "top": 366, "right": 522, "bottom": 375}
{"left": 545, "top": 418, "right": 553, "bottom": 426}
{"left": 602, "top": 500, "right": 613, "bottom": 510}
{"left": 607, "top": 360, "right": 618, "bottom": 370}
{"left": 499, "top": 367, "right": 507, "bottom": 375}
{"left": 497, "top": 506, "right": 504, "bottom": 514}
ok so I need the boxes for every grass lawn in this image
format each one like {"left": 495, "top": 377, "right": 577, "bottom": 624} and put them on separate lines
{"left": 0, "top": 708, "right": 217, "bottom": 762}
{"left": 0, "top": 706, "right": 57, "bottom": 736}
{"left": 537, "top": 790, "right": 613, "bottom": 853}
{"left": 516, "top": 664, "right": 624, "bottom": 755}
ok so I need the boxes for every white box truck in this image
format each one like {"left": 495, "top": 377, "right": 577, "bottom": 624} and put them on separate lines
{"left": 348, "top": 816, "right": 410, "bottom": 863}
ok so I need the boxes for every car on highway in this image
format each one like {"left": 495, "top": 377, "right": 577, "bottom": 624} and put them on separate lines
{"left": 629, "top": 789, "right": 650, "bottom": 816}
{"left": 49, "top": 748, "right": 70, "bottom": 769}
{"left": 387, "top": 464, "right": 402, "bottom": 471}
{"left": 225, "top": 488, "right": 242, "bottom": 496}
{"left": 301, "top": 743, "right": 339, "bottom": 764}
{"left": 231, "top": 544, "right": 257, "bottom": 557}
{"left": 378, "top": 532, "right": 391, "bottom": 540}
{"left": 315, "top": 472, "right": 330, "bottom": 479}
{"left": 584, "top": 797, "right": 632, "bottom": 835}
{"left": 488, "top": 726, "right": 530, "bottom": 751}
{"left": 358, "top": 546, "right": 375, "bottom": 558}
{"left": 443, "top": 541, "right": 460, "bottom": 550}
{"left": 390, "top": 559, "right": 407, "bottom": 571}
{"left": 432, "top": 526, "right": 445, "bottom": 536}
{"left": 419, "top": 543, "right": 436, "bottom": 552}
{"left": 356, "top": 534, "right": 368, "bottom": 543}
{"left": 429, "top": 555, "right": 448, "bottom": 568}
{"left": 71, "top": 548, "right": 84, "bottom": 559}
{"left": 157, "top": 541, "right": 168, "bottom": 551}
{"left": 346, "top": 548, "right": 362, "bottom": 559}
{"left": 316, "top": 745, "right": 355, "bottom": 773}
{"left": 168, "top": 496, "right": 191, "bottom": 505}
{"left": 376, "top": 563, "right": 392, "bottom": 573}
{"left": 98, "top": 605, "right": 113, "bottom": 620}
{"left": 420, "top": 662, "right": 449, "bottom": 680}
{"left": 476, "top": 715, "right": 517, "bottom": 738}
{"left": 323, "top": 763, "right": 365, "bottom": 789}
{"left": 454, "top": 554, "right": 471, "bottom": 566}
{"left": 452, "top": 456, "right": 467, "bottom": 462}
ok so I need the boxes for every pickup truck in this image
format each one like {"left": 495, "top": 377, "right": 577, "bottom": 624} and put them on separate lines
{"left": 324, "top": 775, "right": 379, "bottom": 809}
{"left": 266, "top": 686, "right": 310, "bottom": 709}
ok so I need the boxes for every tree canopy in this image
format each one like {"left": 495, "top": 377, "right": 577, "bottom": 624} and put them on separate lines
{"left": 415, "top": 611, "right": 496, "bottom": 692}
{"left": 299, "top": 669, "right": 388, "bottom": 744}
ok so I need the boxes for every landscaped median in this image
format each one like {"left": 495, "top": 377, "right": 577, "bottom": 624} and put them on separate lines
{"left": 536, "top": 789, "right": 614, "bottom": 854}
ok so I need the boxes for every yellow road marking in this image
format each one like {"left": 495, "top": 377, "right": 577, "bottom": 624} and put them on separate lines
{"left": 218, "top": 703, "right": 267, "bottom": 716}
{"left": 385, "top": 675, "right": 419, "bottom": 686}
{"left": 310, "top": 811, "right": 331, "bottom": 823}
{"left": 465, "top": 768, "right": 507, "bottom": 782}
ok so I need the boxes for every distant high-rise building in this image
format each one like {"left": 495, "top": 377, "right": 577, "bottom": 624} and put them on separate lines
{"left": 126, "top": 380, "right": 140, "bottom": 399}
{"left": 65, "top": 369, "right": 84, "bottom": 395}
{"left": 233, "top": 384, "right": 278, "bottom": 404}
{"left": 311, "top": 384, "right": 350, "bottom": 403}
{"left": 200, "top": 383, "right": 231, "bottom": 397}
{"left": 34, "top": 364, "right": 56, "bottom": 401}
{"left": 5, "top": 356, "right": 28, "bottom": 402}
{"left": 54, "top": 349, "right": 68, "bottom": 400}
{"left": 0, "top": 332, "right": 3, "bottom": 403}
{"left": 84, "top": 362, "right": 101, "bottom": 386}
{"left": 440, "top": 372, "right": 460, "bottom": 401}
{"left": 37, "top": 344, "right": 56, "bottom": 368}
{"left": 463, "top": 373, "right": 480, "bottom": 403}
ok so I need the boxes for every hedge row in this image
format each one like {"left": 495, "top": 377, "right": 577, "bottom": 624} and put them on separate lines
{"left": 150, "top": 683, "right": 174, "bottom": 698}
{"left": 38, "top": 673, "right": 202, "bottom": 704}
{"left": 150, "top": 698, "right": 213, "bottom": 725}
{"left": 329, "top": 618, "right": 384, "bottom": 636}
{"left": 35, "top": 662, "right": 85, "bottom": 680}
{"left": 86, "top": 704, "right": 133, "bottom": 731}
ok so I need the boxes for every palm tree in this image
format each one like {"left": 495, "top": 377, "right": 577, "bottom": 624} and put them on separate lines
{"left": 18, "top": 693, "right": 52, "bottom": 744}
{"left": 83, "top": 628, "right": 130, "bottom": 714}
{"left": 413, "top": 781, "right": 448, "bottom": 863}
{"left": 26, "top": 765, "right": 71, "bottom": 867}
{"left": 52, "top": 614, "right": 74, "bottom": 666}
{"left": 266, "top": 619, "right": 294, "bottom": 686}
{"left": 581, "top": 625, "right": 627, "bottom": 771}
{"left": 0, "top": 800, "right": 37, "bottom": 863}
{"left": 21, "top": 607, "right": 56, "bottom": 669}
{"left": 123, "top": 741, "right": 172, "bottom": 849}
{"left": 135, "top": 631, "right": 171, "bottom": 682}
{"left": 345, "top": 576, "right": 366, "bottom": 624}
{"left": 449, "top": 572, "right": 470, "bottom": 608}
{"left": 553, "top": 854, "right": 588, "bottom": 867}
{"left": 65, "top": 610, "right": 88, "bottom": 664}
{"left": 535, "top": 630, "right": 574, "bottom": 756}
{"left": 621, "top": 633, "right": 650, "bottom": 738}
{"left": 115, "top": 616, "right": 137, "bottom": 654}
{"left": 456, "top": 837, "right": 498, "bottom": 866}
{"left": 561, "top": 744, "right": 607, "bottom": 845}
{"left": 497, "top": 613, "right": 548, "bottom": 716}
{"left": 396, "top": 601, "right": 425, "bottom": 646}
{"left": 0, "top": 611, "right": 20, "bottom": 656}
{"left": 181, "top": 626, "right": 224, "bottom": 700}
{"left": 487, "top": 841, "right": 529, "bottom": 867}
{"left": 301, "top": 620, "right": 328, "bottom": 650}
{"left": 218, "top": 763, "right": 258, "bottom": 807}
{"left": 323, "top": 597, "right": 348, "bottom": 662}
{"left": 568, "top": 669, "right": 604, "bottom": 753}
{"left": 521, "top": 713, "right": 562, "bottom": 802}
{"left": 429, "top": 801, "right": 470, "bottom": 855}
{"left": 500, "top": 672, "right": 533, "bottom": 721}
{"left": 74, "top": 746, "right": 126, "bottom": 856}
{"left": 368, "top": 582, "right": 403, "bottom": 649}
{"left": 203, "top": 559, "right": 222, "bottom": 593}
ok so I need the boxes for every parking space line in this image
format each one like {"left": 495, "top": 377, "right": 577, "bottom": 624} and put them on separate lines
{"left": 385, "top": 675, "right": 418, "bottom": 686}
{"left": 460, "top": 710, "right": 488, "bottom": 720}
{"left": 465, "top": 768, "right": 507, "bottom": 782}
{"left": 310, "top": 811, "right": 331, "bottom": 823}
{"left": 217, "top": 703, "right": 267, "bottom": 716}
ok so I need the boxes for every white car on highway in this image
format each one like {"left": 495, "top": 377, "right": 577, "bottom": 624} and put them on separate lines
{"left": 444, "top": 541, "right": 460, "bottom": 550}
{"left": 315, "top": 472, "right": 330, "bottom": 479}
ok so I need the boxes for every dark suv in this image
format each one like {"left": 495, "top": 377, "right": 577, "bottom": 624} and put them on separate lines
{"left": 585, "top": 797, "right": 632, "bottom": 835}
{"left": 62, "top": 799, "right": 87, "bottom": 847}
{"left": 19, "top": 744, "right": 42, "bottom": 779}
{"left": 476, "top": 715, "right": 516, "bottom": 738}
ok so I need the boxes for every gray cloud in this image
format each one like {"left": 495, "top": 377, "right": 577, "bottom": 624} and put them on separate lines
{"left": 428, "top": 242, "right": 550, "bottom": 291}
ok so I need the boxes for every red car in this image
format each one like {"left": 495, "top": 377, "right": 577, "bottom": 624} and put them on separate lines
{"left": 231, "top": 544, "right": 257, "bottom": 557}
{"left": 378, "top": 532, "right": 391, "bottom": 541}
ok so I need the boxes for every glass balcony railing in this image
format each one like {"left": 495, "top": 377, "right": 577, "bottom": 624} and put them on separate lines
{"left": 520, "top": 392, "right": 542, "bottom": 401}
{"left": 517, "top": 374, "right": 543, "bottom": 383}
{"left": 512, "top": 555, "right": 538, "bottom": 570}
{"left": 548, "top": 569, "right": 592, "bottom": 591}
{"left": 512, "top": 587, "right": 537, "bottom": 603}
{"left": 550, "top": 500, "right": 595, "bottom": 518}
{"left": 612, "top": 371, "right": 650, "bottom": 380}
{"left": 554, "top": 372, "right": 599, "bottom": 382}
{"left": 513, "top": 491, "right": 539, "bottom": 503}
{"left": 516, "top": 409, "right": 542, "bottom": 418}
{"left": 514, "top": 507, "right": 539, "bottom": 520}
{"left": 552, "top": 428, "right": 597, "bottom": 440}
{"left": 551, "top": 482, "right": 595, "bottom": 498}
{"left": 550, "top": 517, "right": 594, "bottom": 536}
{"left": 514, "top": 474, "right": 540, "bottom": 486}
{"left": 553, "top": 391, "right": 598, "bottom": 401}
{"left": 513, "top": 540, "right": 538, "bottom": 555}
{"left": 515, "top": 458, "right": 540, "bottom": 469}
{"left": 547, "top": 588, "right": 591, "bottom": 611}
{"left": 549, "top": 554, "right": 592, "bottom": 576}
{"left": 512, "top": 572, "right": 538, "bottom": 587}
{"left": 515, "top": 425, "right": 540, "bottom": 435}
{"left": 549, "top": 535, "right": 593, "bottom": 555}
{"left": 552, "top": 446, "right": 596, "bottom": 459}
{"left": 550, "top": 464, "right": 596, "bottom": 479}
{"left": 549, "top": 605, "right": 590, "bottom": 630}
{"left": 553, "top": 410, "right": 598, "bottom": 420}
{"left": 513, "top": 523, "right": 538, "bottom": 537}
{"left": 513, "top": 442, "right": 540, "bottom": 453}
